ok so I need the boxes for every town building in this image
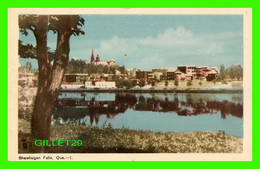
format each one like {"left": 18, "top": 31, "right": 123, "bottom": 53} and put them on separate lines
{"left": 85, "top": 81, "right": 116, "bottom": 89}
{"left": 166, "top": 69, "right": 176, "bottom": 80}
{"left": 169, "top": 65, "right": 218, "bottom": 81}
{"left": 90, "top": 49, "right": 115, "bottom": 66}
{"left": 127, "top": 68, "right": 141, "bottom": 79}
{"left": 61, "top": 74, "right": 89, "bottom": 88}
{"left": 136, "top": 71, "right": 148, "bottom": 80}
{"left": 63, "top": 74, "right": 89, "bottom": 83}
{"left": 18, "top": 72, "right": 38, "bottom": 87}
{"left": 177, "top": 65, "right": 196, "bottom": 75}
{"left": 136, "top": 70, "right": 164, "bottom": 83}
{"left": 147, "top": 71, "right": 154, "bottom": 81}
{"left": 101, "top": 73, "right": 116, "bottom": 81}
{"left": 152, "top": 68, "right": 168, "bottom": 72}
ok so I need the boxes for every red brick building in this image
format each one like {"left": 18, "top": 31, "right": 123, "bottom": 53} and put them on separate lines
{"left": 167, "top": 65, "right": 218, "bottom": 81}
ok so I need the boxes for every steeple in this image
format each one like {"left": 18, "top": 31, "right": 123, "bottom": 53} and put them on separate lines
{"left": 90, "top": 48, "right": 94, "bottom": 63}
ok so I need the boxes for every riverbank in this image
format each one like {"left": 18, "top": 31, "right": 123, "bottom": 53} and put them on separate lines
{"left": 60, "top": 88, "right": 243, "bottom": 93}
{"left": 60, "top": 80, "right": 243, "bottom": 93}
{"left": 18, "top": 120, "right": 242, "bottom": 153}
{"left": 153, "top": 80, "right": 243, "bottom": 90}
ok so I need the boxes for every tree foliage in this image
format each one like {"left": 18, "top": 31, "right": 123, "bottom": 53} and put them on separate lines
{"left": 139, "top": 79, "right": 146, "bottom": 87}
{"left": 219, "top": 64, "right": 226, "bottom": 81}
{"left": 225, "top": 65, "right": 243, "bottom": 80}
{"left": 187, "top": 80, "right": 192, "bottom": 86}
{"left": 217, "top": 64, "right": 243, "bottom": 81}
{"left": 65, "top": 59, "right": 127, "bottom": 75}
{"left": 165, "top": 80, "right": 168, "bottom": 87}
{"left": 26, "top": 62, "right": 32, "bottom": 71}
{"left": 19, "top": 15, "right": 85, "bottom": 60}
{"left": 116, "top": 79, "right": 137, "bottom": 89}
{"left": 151, "top": 81, "right": 156, "bottom": 87}
{"left": 174, "top": 80, "right": 179, "bottom": 87}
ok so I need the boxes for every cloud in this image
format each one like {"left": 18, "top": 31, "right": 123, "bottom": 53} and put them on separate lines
{"left": 75, "top": 26, "right": 243, "bottom": 70}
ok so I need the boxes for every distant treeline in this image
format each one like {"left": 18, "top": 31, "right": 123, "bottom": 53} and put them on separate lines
{"left": 65, "top": 59, "right": 127, "bottom": 74}
{"left": 218, "top": 64, "right": 243, "bottom": 81}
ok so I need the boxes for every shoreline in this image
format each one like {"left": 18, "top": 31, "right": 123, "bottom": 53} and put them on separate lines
{"left": 60, "top": 88, "right": 243, "bottom": 94}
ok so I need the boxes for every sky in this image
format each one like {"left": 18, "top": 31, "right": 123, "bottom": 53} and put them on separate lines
{"left": 19, "top": 15, "right": 243, "bottom": 70}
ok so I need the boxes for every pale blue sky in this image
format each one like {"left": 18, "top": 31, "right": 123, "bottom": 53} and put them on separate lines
{"left": 19, "top": 15, "right": 243, "bottom": 70}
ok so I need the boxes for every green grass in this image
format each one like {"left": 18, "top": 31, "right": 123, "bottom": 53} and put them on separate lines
{"left": 19, "top": 122, "right": 242, "bottom": 153}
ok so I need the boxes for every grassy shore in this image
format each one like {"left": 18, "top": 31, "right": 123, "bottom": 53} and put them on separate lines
{"left": 19, "top": 119, "right": 242, "bottom": 153}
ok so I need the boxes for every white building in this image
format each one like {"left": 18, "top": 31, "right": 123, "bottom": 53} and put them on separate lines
{"left": 18, "top": 73, "right": 37, "bottom": 86}
{"left": 85, "top": 81, "right": 116, "bottom": 89}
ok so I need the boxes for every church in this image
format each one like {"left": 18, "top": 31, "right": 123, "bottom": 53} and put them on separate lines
{"left": 90, "top": 49, "right": 115, "bottom": 66}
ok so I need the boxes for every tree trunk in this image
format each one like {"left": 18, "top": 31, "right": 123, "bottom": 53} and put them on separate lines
{"left": 30, "top": 16, "right": 72, "bottom": 153}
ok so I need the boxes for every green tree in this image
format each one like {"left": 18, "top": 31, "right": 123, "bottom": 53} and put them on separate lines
{"left": 139, "top": 79, "right": 146, "bottom": 87}
{"left": 115, "top": 79, "right": 135, "bottom": 89}
{"left": 131, "top": 79, "right": 137, "bottom": 87}
{"left": 103, "top": 66, "right": 109, "bottom": 74}
{"left": 226, "top": 65, "right": 243, "bottom": 80}
{"left": 19, "top": 15, "right": 85, "bottom": 152}
{"left": 119, "top": 66, "right": 126, "bottom": 74}
{"left": 165, "top": 80, "right": 168, "bottom": 87}
{"left": 65, "top": 60, "right": 126, "bottom": 75}
{"left": 187, "top": 80, "right": 192, "bottom": 86}
{"left": 154, "top": 75, "right": 158, "bottom": 82}
{"left": 123, "top": 79, "right": 131, "bottom": 89}
{"left": 235, "top": 65, "right": 243, "bottom": 80}
{"left": 219, "top": 64, "right": 226, "bottom": 80}
{"left": 212, "top": 79, "right": 217, "bottom": 84}
{"left": 151, "top": 81, "right": 155, "bottom": 87}
{"left": 174, "top": 80, "right": 179, "bottom": 87}
{"left": 161, "top": 71, "right": 167, "bottom": 80}
{"left": 115, "top": 79, "right": 123, "bottom": 88}
{"left": 25, "top": 62, "right": 32, "bottom": 72}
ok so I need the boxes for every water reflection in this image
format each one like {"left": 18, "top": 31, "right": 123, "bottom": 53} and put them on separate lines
{"left": 54, "top": 93, "right": 137, "bottom": 125}
{"left": 135, "top": 96, "right": 243, "bottom": 119}
{"left": 52, "top": 93, "right": 243, "bottom": 137}
{"left": 54, "top": 93, "right": 243, "bottom": 124}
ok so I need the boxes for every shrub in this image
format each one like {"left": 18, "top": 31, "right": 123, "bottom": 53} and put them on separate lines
{"left": 187, "top": 80, "right": 192, "bottom": 86}
{"left": 222, "top": 80, "right": 228, "bottom": 85}
{"left": 174, "top": 80, "right": 179, "bottom": 87}
{"left": 165, "top": 80, "right": 168, "bottom": 87}
{"left": 139, "top": 79, "right": 146, "bottom": 87}
{"left": 151, "top": 81, "right": 155, "bottom": 87}
{"left": 212, "top": 79, "right": 217, "bottom": 84}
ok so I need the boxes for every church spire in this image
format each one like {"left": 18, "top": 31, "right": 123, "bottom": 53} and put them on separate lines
{"left": 90, "top": 48, "right": 94, "bottom": 63}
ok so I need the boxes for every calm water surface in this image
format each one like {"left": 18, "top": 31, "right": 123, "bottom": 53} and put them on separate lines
{"left": 53, "top": 92, "right": 243, "bottom": 137}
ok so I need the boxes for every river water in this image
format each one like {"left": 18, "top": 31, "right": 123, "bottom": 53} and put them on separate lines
{"left": 52, "top": 92, "right": 243, "bottom": 137}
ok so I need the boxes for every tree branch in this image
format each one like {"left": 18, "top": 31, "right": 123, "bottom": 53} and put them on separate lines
{"left": 19, "top": 15, "right": 39, "bottom": 35}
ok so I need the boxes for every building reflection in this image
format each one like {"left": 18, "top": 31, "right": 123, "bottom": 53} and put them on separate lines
{"left": 53, "top": 93, "right": 137, "bottom": 125}
{"left": 53, "top": 93, "right": 243, "bottom": 125}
